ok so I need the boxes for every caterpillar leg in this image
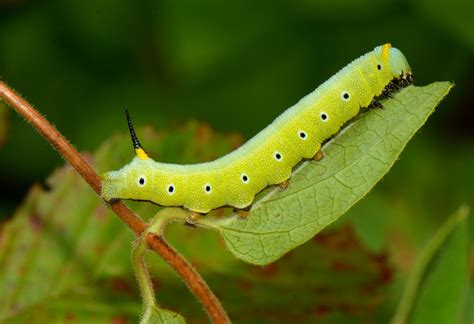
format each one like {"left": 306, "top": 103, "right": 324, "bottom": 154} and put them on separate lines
{"left": 381, "top": 89, "right": 394, "bottom": 99}
{"left": 312, "top": 150, "right": 325, "bottom": 161}
{"left": 370, "top": 99, "right": 384, "bottom": 109}
{"left": 278, "top": 179, "right": 290, "bottom": 190}
{"left": 235, "top": 206, "right": 251, "bottom": 218}
{"left": 185, "top": 211, "right": 202, "bottom": 227}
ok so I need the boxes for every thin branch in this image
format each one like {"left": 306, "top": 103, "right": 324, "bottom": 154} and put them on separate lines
{"left": 0, "top": 81, "right": 230, "bottom": 324}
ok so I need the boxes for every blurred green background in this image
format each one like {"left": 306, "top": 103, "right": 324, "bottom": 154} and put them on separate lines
{"left": 0, "top": 0, "right": 473, "bottom": 322}
{"left": 0, "top": 0, "right": 473, "bottom": 214}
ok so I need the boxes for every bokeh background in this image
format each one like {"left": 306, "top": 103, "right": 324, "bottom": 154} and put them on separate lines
{"left": 0, "top": 0, "right": 473, "bottom": 322}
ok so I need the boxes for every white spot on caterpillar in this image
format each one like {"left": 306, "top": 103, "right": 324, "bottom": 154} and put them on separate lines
{"left": 341, "top": 91, "right": 350, "bottom": 102}
{"left": 274, "top": 151, "right": 282, "bottom": 161}
{"left": 204, "top": 183, "right": 212, "bottom": 194}
{"left": 241, "top": 173, "right": 249, "bottom": 184}
{"left": 298, "top": 130, "right": 307, "bottom": 140}
{"left": 167, "top": 184, "right": 175, "bottom": 195}
{"left": 320, "top": 112, "right": 329, "bottom": 122}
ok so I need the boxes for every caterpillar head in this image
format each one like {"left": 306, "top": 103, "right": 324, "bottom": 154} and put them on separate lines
{"left": 389, "top": 47, "right": 412, "bottom": 79}
{"left": 375, "top": 44, "right": 412, "bottom": 80}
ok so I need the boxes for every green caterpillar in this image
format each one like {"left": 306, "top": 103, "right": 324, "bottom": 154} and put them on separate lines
{"left": 101, "top": 44, "right": 412, "bottom": 214}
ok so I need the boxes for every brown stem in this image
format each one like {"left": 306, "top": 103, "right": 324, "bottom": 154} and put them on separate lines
{"left": 0, "top": 81, "right": 229, "bottom": 324}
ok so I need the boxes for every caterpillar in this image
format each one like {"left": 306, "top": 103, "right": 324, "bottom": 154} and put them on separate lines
{"left": 101, "top": 44, "right": 412, "bottom": 214}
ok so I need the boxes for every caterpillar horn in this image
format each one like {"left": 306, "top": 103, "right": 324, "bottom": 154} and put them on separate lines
{"left": 124, "top": 107, "right": 149, "bottom": 160}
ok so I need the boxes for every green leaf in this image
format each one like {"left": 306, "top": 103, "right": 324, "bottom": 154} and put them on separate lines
{"left": 391, "top": 205, "right": 470, "bottom": 324}
{"left": 201, "top": 82, "right": 453, "bottom": 265}
{"left": 0, "top": 180, "right": 140, "bottom": 323}
{"left": 141, "top": 305, "right": 185, "bottom": 324}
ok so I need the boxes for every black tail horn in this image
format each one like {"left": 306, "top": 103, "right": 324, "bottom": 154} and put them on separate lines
{"left": 125, "top": 107, "right": 142, "bottom": 151}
